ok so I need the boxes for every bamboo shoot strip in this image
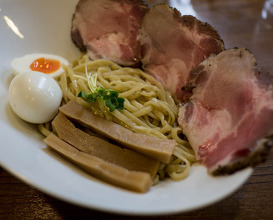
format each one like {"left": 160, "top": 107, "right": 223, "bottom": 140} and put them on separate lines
{"left": 44, "top": 134, "right": 153, "bottom": 193}
{"left": 59, "top": 100, "right": 176, "bottom": 163}
{"left": 52, "top": 112, "right": 160, "bottom": 178}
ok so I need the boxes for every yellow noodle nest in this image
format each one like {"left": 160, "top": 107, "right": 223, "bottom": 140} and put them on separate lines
{"left": 39, "top": 55, "right": 196, "bottom": 183}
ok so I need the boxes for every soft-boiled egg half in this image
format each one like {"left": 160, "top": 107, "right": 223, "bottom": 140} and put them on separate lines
{"left": 11, "top": 53, "right": 69, "bottom": 78}
{"left": 9, "top": 71, "right": 63, "bottom": 124}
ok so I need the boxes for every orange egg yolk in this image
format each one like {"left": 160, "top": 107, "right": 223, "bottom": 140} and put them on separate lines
{"left": 30, "top": 57, "right": 61, "bottom": 74}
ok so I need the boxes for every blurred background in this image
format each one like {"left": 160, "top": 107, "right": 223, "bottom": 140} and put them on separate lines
{"left": 146, "top": 0, "right": 273, "bottom": 72}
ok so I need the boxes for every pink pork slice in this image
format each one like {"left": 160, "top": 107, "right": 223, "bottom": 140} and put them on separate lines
{"left": 178, "top": 48, "right": 273, "bottom": 174}
{"left": 71, "top": 0, "right": 147, "bottom": 66}
{"left": 138, "top": 4, "right": 224, "bottom": 102}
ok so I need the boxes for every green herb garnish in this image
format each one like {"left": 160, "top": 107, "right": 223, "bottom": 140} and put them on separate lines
{"left": 77, "top": 57, "right": 125, "bottom": 112}
{"left": 78, "top": 89, "right": 124, "bottom": 112}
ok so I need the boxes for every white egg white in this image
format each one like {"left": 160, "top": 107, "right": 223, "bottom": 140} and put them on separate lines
{"left": 11, "top": 53, "right": 69, "bottom": 78}
{"left": 8, "top": 71, "right": 63, "bottom": 124}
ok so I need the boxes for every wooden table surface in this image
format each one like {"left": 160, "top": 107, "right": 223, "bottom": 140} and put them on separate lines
{"left": 1, "top": 0, "right": 273, "bottom": 219}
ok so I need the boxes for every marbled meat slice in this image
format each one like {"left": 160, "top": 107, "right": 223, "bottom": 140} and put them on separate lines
{"left": 71, "top": 0, "right": 147, "bottom": 66}
{"left": 178, "top": 48, "right": 273, "bottom": 174}
{"left": 138, "top": 4, "right": 224, "bottom": 102}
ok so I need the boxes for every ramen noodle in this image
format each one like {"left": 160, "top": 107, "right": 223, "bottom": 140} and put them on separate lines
{"left": 39, "top": 55, "right": 196, "bottom": 182}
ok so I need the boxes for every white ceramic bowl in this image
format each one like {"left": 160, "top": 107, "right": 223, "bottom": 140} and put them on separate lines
{"left": 0, "top": 0, "right": 252, "bottom": 215}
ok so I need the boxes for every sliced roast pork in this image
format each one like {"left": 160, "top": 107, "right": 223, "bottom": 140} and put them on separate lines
{"left": 71, "top": 0, "right": 147, "bottom": 66}
{"left": 138, "top": 4, "right": 224, "bottom": 102}
{"left": 178, "top": 48, "right": 273, "bottom": 174}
